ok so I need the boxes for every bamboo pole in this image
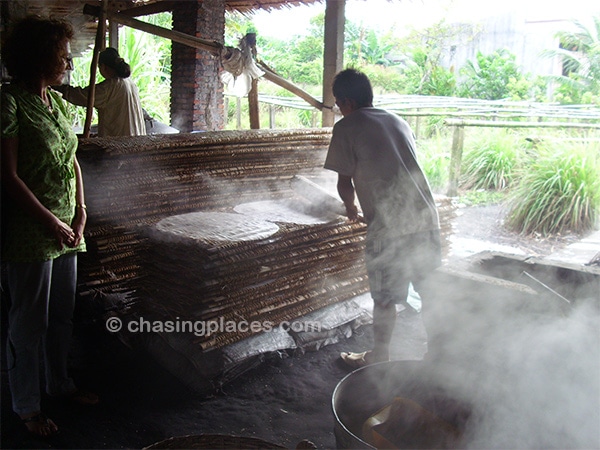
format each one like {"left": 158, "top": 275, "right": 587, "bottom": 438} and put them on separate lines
{"left": 269, "top": 104, "right": 275, "bottom": 129}
{"left": 236, "top": 97, "right": 242, "bottom": 129}
{"left": 444, "top": 119, "right": 600, "bottom": 129}
{"left": 259, "top": 62, "right": 326, "bottom": 111}
{"left": 83, "top": 0, "right": 107, "bottom": 138}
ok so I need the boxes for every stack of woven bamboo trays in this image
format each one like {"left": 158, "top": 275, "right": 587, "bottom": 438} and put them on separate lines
{"left": 77, "top": 129, "right": 457, "bottom": 353}
{"left": 141, "top": 209, "right": 369, "bottom": 351}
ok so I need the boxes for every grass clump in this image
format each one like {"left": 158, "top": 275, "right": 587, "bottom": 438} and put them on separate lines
{"left": 418, "top": 134, "right": 452, "bottom": 193}
{"left": 460, "top": 129, "right": 524, "bottom": 190}
{"left": 506, "top": 141, "right": 600, "bottom": 236}
{"left": 459, "top": 189, "right": 508, "bottom": 206}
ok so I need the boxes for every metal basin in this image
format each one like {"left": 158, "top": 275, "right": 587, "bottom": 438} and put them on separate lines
{"left": 331, "top": 360, "right": 473, "bottom": 449}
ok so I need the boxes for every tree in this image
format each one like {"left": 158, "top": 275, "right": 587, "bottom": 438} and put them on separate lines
{"left": 344, "top": 23, "right": 395, "bottom": 66}
{"left": 544, "top": 16, "right": 600, "bottom": 104}
{"left": 390, "top": 20, "right": 481, "bottom": 96}
{"left": 253, "top": 14, "right": 324, "bottom": 86}
{"left": 457, "top": 49, "right": 527, "bottom": 100}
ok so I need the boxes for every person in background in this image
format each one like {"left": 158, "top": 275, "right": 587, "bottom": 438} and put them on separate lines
{"left": 56, "top": 47, "right": 146, "bottom": 137}
{"left": 324, "top": 68, "right": 442, "bottom": 368}
{"left": 1, "top": 15, "right": 99, "bottom": 437}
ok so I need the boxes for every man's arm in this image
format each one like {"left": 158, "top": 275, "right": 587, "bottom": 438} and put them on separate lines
{"left": 337, "top": 174, "right": 359, "bottom": 221}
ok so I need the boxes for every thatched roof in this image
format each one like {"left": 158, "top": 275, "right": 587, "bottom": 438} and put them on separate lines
{"left": 4, "top": 0, "right": 322, "bottom": 56}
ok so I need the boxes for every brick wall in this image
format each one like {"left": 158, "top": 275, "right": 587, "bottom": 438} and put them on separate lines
{"left": 171, "top": 0, "right": 225, "bottom": 132}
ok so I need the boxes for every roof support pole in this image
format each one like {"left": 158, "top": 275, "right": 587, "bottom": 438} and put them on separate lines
{"left": 248, "top": 78, "right": 260, "bottom": 129}
{"left": 108, "top": 18, "right": 119, "bottom": 49}
{"left": 83, "top": 0, "right": 106, "bottom": 138}
{"left": 322, "top": 0, "right": 345, "bottom": 127}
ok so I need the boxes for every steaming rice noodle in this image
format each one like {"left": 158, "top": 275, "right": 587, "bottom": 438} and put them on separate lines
{"left": 150, "top": 211, "right": 280, "bottom": 244}
{"left": 234, "top": 199, "right": 340, "bottom": 225}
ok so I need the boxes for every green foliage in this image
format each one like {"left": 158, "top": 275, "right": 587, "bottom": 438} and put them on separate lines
{"left": 119, "top": 13, "right": 172, "bottom": 123}
{"left": 253, "top": 13, "right": 325, "bottom": 85}
{"left": 459, "top": 189, "right": 507, "bottom": 206}
{"left": 395, "top": 48, "right": 456, "bottom": 96}
{"left": 544, "top": 16, "right": 600, "bottom": 105}
{"left": 389, "top": 20, "right": 480, "bottom": 97}
{"left": 345, "top": 23, "right": 395, "bottom": 66}
{"left": 422, "top": 115, "right": 447, "bottom": 138}
{"left": 422, "top": 65, "right": 456, "bottom": 96}
{"left": 506, "top": 141, "right": 600, "bottom": 235}
{"left": 457, "top": 49, "right": 530, "bottom": 100}
{"left": 359, "top": 64, "right": 405, "bottom": 94}
{"left": 225, "top": 12, "right": 255, "bottom": 46}
{"left": 460, "top": 129, "right": 523, "bottom": 190}
{"left": 417, "top": 134, "right": 451, "bottom": 192}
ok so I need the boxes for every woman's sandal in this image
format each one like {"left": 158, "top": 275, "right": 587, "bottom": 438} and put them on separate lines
{"left": 21, "top": 412, "right": 58, "bottom": 437}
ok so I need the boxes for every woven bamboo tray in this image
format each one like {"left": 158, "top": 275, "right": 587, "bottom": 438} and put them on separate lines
{"left": 143, "top": 434, "right": 286, "bottom": 449}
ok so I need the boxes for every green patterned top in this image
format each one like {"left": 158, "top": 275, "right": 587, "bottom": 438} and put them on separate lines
{"left": 1, "top": 84, "right": 86, "bottom": 262}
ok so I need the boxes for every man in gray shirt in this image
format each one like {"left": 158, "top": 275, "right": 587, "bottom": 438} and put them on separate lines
{"left": 324, "top": 69, "right": 441, "bottom": 368}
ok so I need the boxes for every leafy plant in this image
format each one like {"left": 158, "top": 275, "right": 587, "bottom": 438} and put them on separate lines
{"left": 506, "top": 141, "right": 600, "bottom": 235}
{"left": 457, "top": 49, "right": 529, "bottom": 100}
{"left": 543, "top": 16, "right": 600, "bottom": 105}
{"left": 460, "top": 129, "right": 523, "bottom": 190}
{"left": 345, "top": 24, "right": 395, "bottom": 66}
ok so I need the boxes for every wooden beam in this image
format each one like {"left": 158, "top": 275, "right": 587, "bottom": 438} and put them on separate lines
{"left": 84, "top": 4, "right": 222, "bottom": 55}
{"left": 117, "top": 0, "right": 179, "bottom": 17}
{"left": 258, "top": 61, "right": 325, "bottom": 111}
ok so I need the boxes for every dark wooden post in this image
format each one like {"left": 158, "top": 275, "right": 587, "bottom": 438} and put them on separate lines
{"left": 447, "top": 125, "right": 465, "bottom": 197}
{"left": 322, "top": 0, "right": 345, "bottom": 127}
{"left": 83, "top": 0, "right": 107, "bottom": 138}
{"left": 248, "top": 78, "right": 260, "bottom": 129}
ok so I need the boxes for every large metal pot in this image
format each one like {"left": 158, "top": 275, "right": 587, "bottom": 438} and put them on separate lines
{"left": 331, "top": 360, "right": 473, "bottom": 449}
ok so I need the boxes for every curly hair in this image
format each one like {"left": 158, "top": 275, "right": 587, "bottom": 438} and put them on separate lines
{"left": 2, "top": 15, "right": 74, "bottom": 83}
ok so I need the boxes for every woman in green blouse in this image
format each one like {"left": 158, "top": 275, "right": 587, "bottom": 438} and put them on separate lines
{"left": 1, "top": 16, "right": 98, "bottom": 437}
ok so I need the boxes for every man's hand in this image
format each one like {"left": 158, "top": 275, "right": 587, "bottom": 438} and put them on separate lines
{"left": 345, "top": 202, "right": 360, "bottom": 221}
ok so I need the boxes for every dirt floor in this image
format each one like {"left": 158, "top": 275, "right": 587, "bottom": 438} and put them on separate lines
{"left": 0, "top": 204, "right": 585, "bottom": 450}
